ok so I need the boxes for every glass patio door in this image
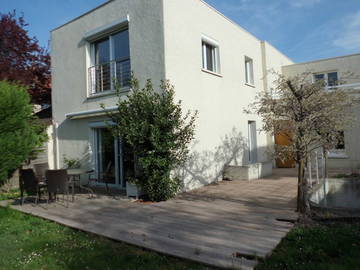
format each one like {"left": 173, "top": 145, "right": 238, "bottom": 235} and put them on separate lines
{"left": 94, "top": 128, "right": 135, "bottom": 189}
{"left": 95, "top": 128, "right": 117, "bottom": 186}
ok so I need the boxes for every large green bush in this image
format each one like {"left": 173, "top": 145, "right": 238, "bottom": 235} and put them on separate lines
{"left": 104, "top": 78, "right": 197, "bottom": 201}
{"left": 0, "top": 81, "right": 47, "bottom": 185}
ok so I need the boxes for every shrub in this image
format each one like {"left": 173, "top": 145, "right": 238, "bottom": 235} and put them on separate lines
{"left": 103, "top": 78, "right": 197, "bottom": 201}
{"left": 63, "top": 156, "right": 81, "bottom": 169}
{"left": 0, "top": 81, "right": 47, "bottom": 185}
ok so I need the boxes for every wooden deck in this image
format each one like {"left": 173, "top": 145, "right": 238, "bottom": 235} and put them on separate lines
{"left": 2, "top": 168, "right": 298, "bottom": 270}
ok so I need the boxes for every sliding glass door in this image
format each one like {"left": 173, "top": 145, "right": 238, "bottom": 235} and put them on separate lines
{"left": 94, "top": 128, "right": 134, "bottom": 189}
{"left": 96, "top": 128, "right": 116, "bottom": 185}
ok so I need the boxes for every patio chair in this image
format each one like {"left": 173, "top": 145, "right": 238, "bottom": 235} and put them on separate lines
{"left": 33, "top": 163, "right": 49, "bottom": 182}
{"left": 46, "top": 169, "right": 70, "bottom": 207}
{"left": 19, "top": 169, "right": 47, "bottom": 205}
{"left": 88, "top": 161, "right": 114, "bottom": 195}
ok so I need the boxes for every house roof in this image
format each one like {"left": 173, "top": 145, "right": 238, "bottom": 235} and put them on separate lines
{"left": 51, "top": 0, "right": 114, "bottom": 32}
{"left": 283, "top": 53, "right": 360, "bottom": 68}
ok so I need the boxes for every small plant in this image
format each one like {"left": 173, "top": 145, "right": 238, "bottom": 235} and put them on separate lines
{"left": 63, "top": 156, "right": 81, "bottom": 169}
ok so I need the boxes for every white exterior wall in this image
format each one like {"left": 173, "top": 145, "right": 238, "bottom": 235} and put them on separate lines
{"left": 261, "top": 41, "right": 294, "bottom": 91}
{"left": 162, "top": 0, "right": 293, "bottom": 189}
{"left": 51, "top": 0, "right": 165, "bottom": 169}
{"left": 282, "top": 54, "right": 360, "bottom": 170}
{"left": 51, "top": 0, "right": 293, "bottom": 191}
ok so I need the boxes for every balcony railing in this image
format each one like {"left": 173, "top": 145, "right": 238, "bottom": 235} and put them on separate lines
{"left": 88, "top": 58, "right": 131, "bottom": 96}
{"left": 326, "top": 82, "right": 360, "bottom": 91}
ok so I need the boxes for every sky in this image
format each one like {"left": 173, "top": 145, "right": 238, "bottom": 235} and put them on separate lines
{"left": 2, "top": 0, "right": 360, "bottom": 63}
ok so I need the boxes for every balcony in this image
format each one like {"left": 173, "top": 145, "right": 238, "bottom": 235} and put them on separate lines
{"left": 88, "top": 58, "right": 131, "bottom": 96}
{"left": 326, "top": 82, "right": 360, "bottom": 91}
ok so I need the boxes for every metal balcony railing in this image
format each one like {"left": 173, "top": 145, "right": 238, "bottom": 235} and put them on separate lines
{"left": 88, "top": 58, "right": 131, "bottom": 96}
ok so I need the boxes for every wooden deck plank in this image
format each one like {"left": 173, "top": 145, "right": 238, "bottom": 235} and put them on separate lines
{"left": 4, "top": 168, "right": 298, "bottom": 269}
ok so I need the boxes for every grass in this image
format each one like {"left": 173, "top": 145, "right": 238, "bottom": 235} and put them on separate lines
{"left": 0, "top": 207, "right": 211, "bottom": 270}
{"left": 0, "top": 188, "right": 20, "bottom": 201}
{"left": 256, "top": 223, "right": 360, "bottom": 270}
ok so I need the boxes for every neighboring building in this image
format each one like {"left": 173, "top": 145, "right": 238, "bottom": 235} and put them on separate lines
{"left": 282, "top": 54, "right": 360, "bottom": 171}
{"left": 32, "top": 106, "right": 57, "bottom": 169}
{"left": 51, "top": 0, "right": 293, "bottom": 191}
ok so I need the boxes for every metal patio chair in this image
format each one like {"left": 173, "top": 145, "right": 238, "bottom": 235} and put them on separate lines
{"left": 88, "top": 161, "right": 114, "bottom": 195}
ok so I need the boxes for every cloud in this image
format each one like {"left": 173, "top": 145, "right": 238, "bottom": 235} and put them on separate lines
{"left": 333, "top": 10, "right": 360, "bottom": 50}
{"left": 290, "top": 0, "right": 321, "bottom": 8}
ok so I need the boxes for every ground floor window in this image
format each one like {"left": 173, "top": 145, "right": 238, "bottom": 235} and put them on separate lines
{"left": 248, "top": 121, "right": 258, "bottom": 164}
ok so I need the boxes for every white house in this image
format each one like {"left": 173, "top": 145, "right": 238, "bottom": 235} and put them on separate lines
{"left": 283, "top": 54, "right": 360, "bottom": 172}
{"left": 51, "top": 0, "right": 294, "bottom": 191}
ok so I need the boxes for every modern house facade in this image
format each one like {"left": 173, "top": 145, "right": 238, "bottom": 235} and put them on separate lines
{"left": 51, "top": 0, "right": 293, "bottom": 191}
{"left": 283, "top": 54, "right": 360, "bottom": 171}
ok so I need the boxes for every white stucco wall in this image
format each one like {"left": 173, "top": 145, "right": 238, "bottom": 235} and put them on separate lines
{"left": 51, "top": 0, "right": 293, "bottom": 191}
{"left": 162, "top": 0, "right": 293, "bottom": 189}
{"left": 283, "top": 54, "right": 360, "bottom": 170}
{"left": 51, "top": 0, "right": 165, "bottom": 169}
{"left": 261, "top": 41, "right": 294, "bottom": 91}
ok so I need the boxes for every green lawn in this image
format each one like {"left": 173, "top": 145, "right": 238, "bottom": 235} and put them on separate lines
{"left": 256, "top": 222, "right": 360, "bottom": 270}
{"left": 2, "top": 204, "right": 360, "bottom": 270}
{"left": 0, "top": 206, "right": 211, "bottom": 270}
{"left": 0, "top": 189, "right": 20, "bottom": 201}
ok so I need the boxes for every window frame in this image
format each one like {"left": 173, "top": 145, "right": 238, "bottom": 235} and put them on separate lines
{"left": 88, "top": 27, "right": 130, "bottom": 97}
{"left": 245, "top": 56, "right": 254, "bottom": 86}
{"left": 313, "top": 71, "right": 339, "bottom": 90}
{"left": 201, "top": 36, "right": 221, "bottom": 75}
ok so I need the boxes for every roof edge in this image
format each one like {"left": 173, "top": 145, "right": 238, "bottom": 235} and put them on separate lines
{"left": 283, "top": 52, "right": 360, "bottom": 68}
{"left": 51, "top": 0, "right": 114, "bottom": 32}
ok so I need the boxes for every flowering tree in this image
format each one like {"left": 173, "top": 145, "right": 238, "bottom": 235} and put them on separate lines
{"left": 247, "top": 72, "right": 353, "bottom": 214}
{"left": 0, "top": 11, "right": 51, "bottom": 105}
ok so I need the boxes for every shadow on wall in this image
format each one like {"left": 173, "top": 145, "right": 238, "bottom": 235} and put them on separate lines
{"left": 175, "top": 127, "right": 271, "bottom": 191}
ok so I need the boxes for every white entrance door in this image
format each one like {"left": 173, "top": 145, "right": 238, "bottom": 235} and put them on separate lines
{"left": 248, "top": 121, "right": 258, "bottom": 164}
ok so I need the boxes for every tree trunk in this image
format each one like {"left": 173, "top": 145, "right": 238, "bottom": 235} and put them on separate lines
{"left": 297, "top": 159, "right": 309, "bottom": 214}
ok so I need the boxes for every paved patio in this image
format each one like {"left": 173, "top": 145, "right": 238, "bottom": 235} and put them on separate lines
{"left": 2, "top": 168, "right": 298, "bottom": 270}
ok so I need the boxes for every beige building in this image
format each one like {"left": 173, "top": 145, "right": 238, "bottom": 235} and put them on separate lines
{"left": 51, "top": 0, "right": 293, "bottom": 191}
{"left": 282, "top": 54, "right": 360, "bottom": 171}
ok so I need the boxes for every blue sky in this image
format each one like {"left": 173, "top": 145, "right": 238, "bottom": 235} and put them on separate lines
{"left": 2, "top": 0, "right": 360, "bottom": 62}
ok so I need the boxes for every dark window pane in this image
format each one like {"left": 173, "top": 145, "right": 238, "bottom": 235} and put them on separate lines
{"left": 328, "top": 72, "right": 338, "bottom": 86}
{"left": 113, "top": 29, "right": 130, "bottom": 61}
{"left": 314, "top": 73, "right": 325, "bottom": 81}
{"left": 95, "top": 38, "right": 110, "bottom": 65}
{"left": 205, "top": 43, "right": 214, "bottom": 71}
{"left": 97, "top": 129, "right": 115, "bottom": 184}
{"left": 336, "top": 131, "right": 345, "bottom": 150}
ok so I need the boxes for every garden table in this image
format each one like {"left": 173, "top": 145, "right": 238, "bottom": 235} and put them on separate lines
{"left": 67, "top": 169, "right": 95, "bottom": 201}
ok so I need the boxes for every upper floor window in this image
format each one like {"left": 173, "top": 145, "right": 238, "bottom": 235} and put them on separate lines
{"left": 245, "top": 56, "right": 254, "bottom": 85}
{"left": 88, "top": 28, "right": 130, "bottom": 96}
{"left": 202, "top": 39, "right": 220, "bottom": 74}
{"left": 314, "top": 71, "right": 338, "bottom": 87}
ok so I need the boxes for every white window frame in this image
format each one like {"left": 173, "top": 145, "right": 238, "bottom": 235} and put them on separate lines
{"left": 245, "top": 56, "right": 254, "bottom": 86}
{"left": 201, "top": 35, "right": 221, "bottom": 75}
{"left": 89, "top": 28, "right": 129, "bottom": 92}
{"left": 313, "top": 71, "right": 339, "bottom": 90}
